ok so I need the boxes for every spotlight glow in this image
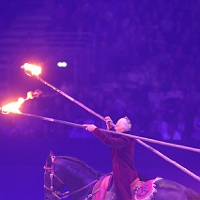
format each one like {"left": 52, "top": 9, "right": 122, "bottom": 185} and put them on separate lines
{"left": 57, "top": 62, "right": 67, "bottom": 67}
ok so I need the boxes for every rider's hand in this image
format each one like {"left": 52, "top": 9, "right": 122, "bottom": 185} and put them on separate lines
{"left": 83, "top": 124, "right": 97, "bottom": 132}
{"left": 105, "top": 116, "right": 113, "bottom": 130}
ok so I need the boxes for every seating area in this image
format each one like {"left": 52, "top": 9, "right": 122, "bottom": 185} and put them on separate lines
{"left": 0, "top": 0, "right": 200, "bottom": 142}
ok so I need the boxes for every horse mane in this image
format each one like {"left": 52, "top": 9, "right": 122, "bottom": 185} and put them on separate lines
{"left": 56, "top": 156, "right": 103, "bottom": 179}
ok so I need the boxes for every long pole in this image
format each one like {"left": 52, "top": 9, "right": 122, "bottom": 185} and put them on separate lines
{"left": 136, "top": 140, "right": 200, "bottom": 182}
{"left": 29, "top": 75, "right": 200, "bottom": 181}
{"left": 19, "top": 112, "right": 200, "bottom": 153}
{"left": 33, "top": 75, "right": 200, "bottom": 151}
{"left": 19, "top": 112, "right": 200, "bottom": 182}
{"left": 35, "top": 76, "right": 108, "bottom": 124}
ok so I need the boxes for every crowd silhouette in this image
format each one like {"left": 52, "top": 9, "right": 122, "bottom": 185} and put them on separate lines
{"left": 0, "top": 0, "right": 200, "bottom": 142}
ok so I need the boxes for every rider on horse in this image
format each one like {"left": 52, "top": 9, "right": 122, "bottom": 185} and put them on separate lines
{"left": 84, "top": 116, "right": 140, "bottom": 200}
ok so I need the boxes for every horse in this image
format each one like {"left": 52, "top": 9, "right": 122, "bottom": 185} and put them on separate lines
{"left": 44, "top": 153, "right": 200, "bottom": 200}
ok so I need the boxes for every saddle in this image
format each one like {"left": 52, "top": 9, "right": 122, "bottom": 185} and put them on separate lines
{"left": 92, "top": 173, "right": 115, "bottom": 200}
{"left": 131, "top": 178, "right": 157, "bottom": 200}
{"left": 92, "top": 175, "right": 157, "bottom": 200}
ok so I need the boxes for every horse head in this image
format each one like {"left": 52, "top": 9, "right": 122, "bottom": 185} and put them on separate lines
{"left": 44, "top": 152, "right": 102, "bottom": 200}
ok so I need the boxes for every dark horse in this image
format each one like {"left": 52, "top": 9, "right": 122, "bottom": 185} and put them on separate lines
{"left": 44, "top": 153, "right": 200, "bottom": 200}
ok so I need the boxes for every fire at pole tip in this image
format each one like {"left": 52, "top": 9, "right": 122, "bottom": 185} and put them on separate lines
{"left": 21, "top": 63, "right": 42, "bottom": 77}
{"left": 1, "top": 90, "right": 42, "bottom": 115}
{"left": 1, "top": 100, "right": 23, "bottom": 114}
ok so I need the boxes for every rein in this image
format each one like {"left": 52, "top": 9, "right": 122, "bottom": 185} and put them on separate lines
{"left": 44, "top": 156, "right": 99, "bottom": 199}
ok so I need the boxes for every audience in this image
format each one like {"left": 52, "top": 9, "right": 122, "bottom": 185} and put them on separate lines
{"left": 192, "top": 106, "right": 200, "bottom": 141}
{"left": 0, "top": 0, "right": 200, "bottom": 142}
{"left": 152, "top": 111, "right": 170, "bottom": 140}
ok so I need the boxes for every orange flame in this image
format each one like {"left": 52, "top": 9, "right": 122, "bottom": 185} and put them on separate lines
{"left": 1, "top": 98, "right": 25, "bottom": 114}
{"left": 1, "top": 89, "right": 42, "bottom": 114}
{"left": 21, "top": 63, "right": 42, "bottom": 76}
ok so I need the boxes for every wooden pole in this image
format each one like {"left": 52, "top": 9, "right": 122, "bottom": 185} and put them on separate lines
{"left": 27, "top": 75, "right": 200, "bottom": 181}
{"left": 20, "top": 112, "right": 200, "bottom": 153}
{"left": 19, "top": 112, "right": 200, "bottom": 182}
{"left": 137, "top": 140, "right": 200, "bottom": 182}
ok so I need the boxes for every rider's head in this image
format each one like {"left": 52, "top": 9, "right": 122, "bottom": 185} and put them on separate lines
{"left": 115, "top": 117, "right": 132, "bottom": 133}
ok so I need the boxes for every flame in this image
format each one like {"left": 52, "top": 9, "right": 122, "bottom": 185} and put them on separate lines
{"left": 1, "top": 98, "right": 25, "bottom": 114}
{"left": 21, "top": 63, "right": 42, "bottom": 76}
{"left": 27, "top": 89, "right": 42, "bottom": 99}
{"left": 1, "top": 89, "right": 42, "bottom": 114}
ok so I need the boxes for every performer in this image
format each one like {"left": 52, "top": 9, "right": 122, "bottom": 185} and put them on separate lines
{"left": 84, "top": 116, "right": 139, "bottom": 200}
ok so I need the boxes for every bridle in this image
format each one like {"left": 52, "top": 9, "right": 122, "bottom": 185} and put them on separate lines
{"left": 43, "top": 156, "right": 99, "bottom": 199}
